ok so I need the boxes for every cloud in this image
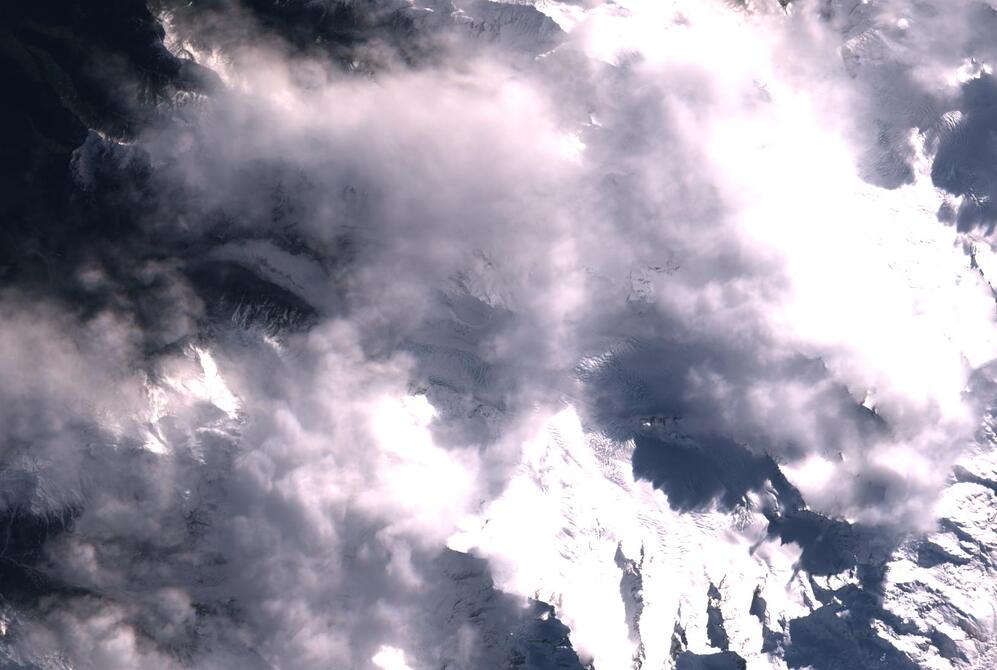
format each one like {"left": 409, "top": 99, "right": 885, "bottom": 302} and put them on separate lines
{"left": 4, "top": 0, "right": 997, "bottom": 668}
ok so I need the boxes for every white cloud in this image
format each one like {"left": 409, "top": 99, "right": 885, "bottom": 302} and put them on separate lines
{"left": 8, "top": 0, "right": 997, "bottom": 666}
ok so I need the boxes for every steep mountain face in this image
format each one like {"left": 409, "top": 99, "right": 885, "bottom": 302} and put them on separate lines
{"left": 0, "top": 0, "right": 212, "bottom": 292}
{"left": 2, "top": 1, "right": 997, "bottom": 669}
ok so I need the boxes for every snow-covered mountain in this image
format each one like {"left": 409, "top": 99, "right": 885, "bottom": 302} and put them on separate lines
{"left": 1, "top": 1, "right": 997, "bottom": 669}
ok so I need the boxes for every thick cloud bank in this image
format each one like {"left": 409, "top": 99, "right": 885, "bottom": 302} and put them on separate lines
{"left": 3, "top": 0, "right": 997, "bottom": 668}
